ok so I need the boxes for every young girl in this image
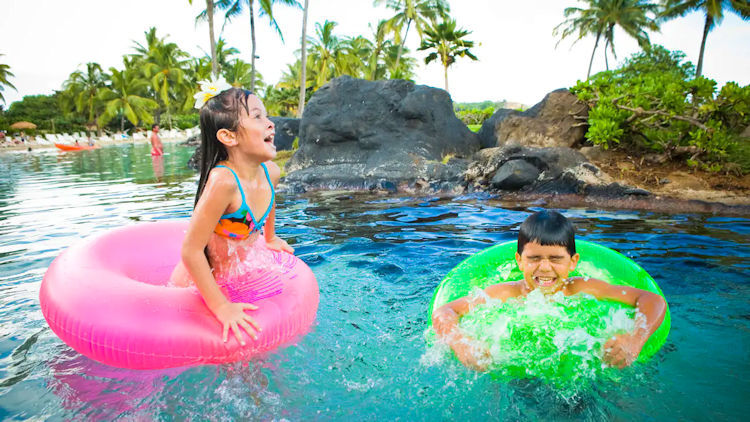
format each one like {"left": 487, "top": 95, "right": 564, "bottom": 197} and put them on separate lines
{"left": 170, "top": 85, "right": 293, "bottom": 346}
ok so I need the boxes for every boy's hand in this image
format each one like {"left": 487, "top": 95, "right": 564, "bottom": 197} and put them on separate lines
{"left": 451, "top": 341, "right": 491, "bottom": 372}
{"left": 266, "top": 236, "right": 294, "bottom": 254}
{"left": 603, "top": 333, "right": 644, "bottom": 368}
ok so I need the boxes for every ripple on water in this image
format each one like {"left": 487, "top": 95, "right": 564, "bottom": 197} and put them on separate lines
{"left": 0, "top": 145, "right": 749, "bottom": 420}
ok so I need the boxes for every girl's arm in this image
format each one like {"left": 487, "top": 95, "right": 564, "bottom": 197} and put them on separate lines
{"left": 263, "top": 161, "right": 293, "bottom": 253}
{"left": 569, "top": 278, "right": 666, "bottom": 367}
{"left": 181, "top": 169, "right": 260, "bottom": 345}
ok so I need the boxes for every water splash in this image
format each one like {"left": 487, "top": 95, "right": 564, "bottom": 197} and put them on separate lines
{"left": 427, "top": 289, "right": 639, "bottom": 394}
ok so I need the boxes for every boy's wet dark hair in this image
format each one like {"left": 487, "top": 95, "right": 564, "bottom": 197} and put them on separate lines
{"left": 194, "top": 88, "right": 253, "bottom": 207}
{"left": 517, "top": 210, "right": 576, "bottom": 256}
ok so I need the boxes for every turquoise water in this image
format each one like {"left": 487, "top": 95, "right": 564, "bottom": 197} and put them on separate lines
{"left": 0, "top": 143, "right": 748, "bottom": 420}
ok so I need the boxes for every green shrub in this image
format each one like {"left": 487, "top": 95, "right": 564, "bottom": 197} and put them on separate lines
{"left": 172, "top": 113, "right": 200, "bottom": 129}
{"left": 456, "top": 106, "right": 495, "bottom": 125}
{"left": 571, "top": 45, "right": 750, "bottom": 172}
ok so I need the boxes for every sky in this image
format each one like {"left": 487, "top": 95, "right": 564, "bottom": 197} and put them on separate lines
{"left": 1, "top": 0, "right": 748, "bottom": 108}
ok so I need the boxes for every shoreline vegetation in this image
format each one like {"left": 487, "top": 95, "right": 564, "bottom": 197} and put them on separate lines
{"left": 1, "top": 1, "right": 748, "bottom": 212}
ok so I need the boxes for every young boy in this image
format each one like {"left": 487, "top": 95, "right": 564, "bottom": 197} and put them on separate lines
{"left": 432, "top": 210, "right": 667, "bottom": 371}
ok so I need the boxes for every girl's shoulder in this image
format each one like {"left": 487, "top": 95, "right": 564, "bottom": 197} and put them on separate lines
{"left": 263, "top": 160, "right": 281, "bottom": 184}
{"left": 205, "top": 165, "right": 241, "bottom": 193}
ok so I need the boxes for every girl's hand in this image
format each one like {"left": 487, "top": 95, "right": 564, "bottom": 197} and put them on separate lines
{"left": 212, "top": 302, "right": 261, "bottom": 345}
{"left": 266, "top": 236, "right": 294, "bottom": 254}
{"left": 603, "top": 333, "right": 644, "bottom": 368}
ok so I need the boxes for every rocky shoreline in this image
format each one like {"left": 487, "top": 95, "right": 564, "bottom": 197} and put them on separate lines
{"left": 189, "top": 76, "right": 749, "bottom": 214}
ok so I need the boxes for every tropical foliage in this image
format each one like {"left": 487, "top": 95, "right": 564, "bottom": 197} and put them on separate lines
{"left": 213, "top": 0, "right": 301, "bottom": 92}
{"left": 263, "top": 19, "right": 418, "bottom": 116}
{"left": 554, "top": 0, "right": 661, "bottom": 78}
{"left": 418, "top": 19, "right": 478, "bottom": 94}
{"left": 375, "top": 0, "right": 450, "bottom": 76}
{"left": 0, "top": 55, "right": 16, "bottom": 106}
{"left": 571, "top": 45, "right": 750, "bottom": 172}
{"left": 659, "top": 0, "right": 750, "bottom": 78}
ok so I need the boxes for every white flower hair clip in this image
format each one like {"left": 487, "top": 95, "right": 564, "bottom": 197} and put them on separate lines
{"left": 193, "top": 77, "right": 232, "bottom": 109}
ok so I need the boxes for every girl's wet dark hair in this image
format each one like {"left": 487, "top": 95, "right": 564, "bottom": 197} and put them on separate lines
{"left": 517, "top": 210, "right": 576, "bottom": 256}
{"left": 194, "top": 87, "right": 252, "bottom": 207}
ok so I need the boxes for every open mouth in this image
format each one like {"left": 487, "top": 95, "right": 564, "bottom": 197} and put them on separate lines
{"left": 533, "top": 276, "right": 558, "bottom": 287}
{"left": 264, "top": 133, "right": 275, "bottom": 148}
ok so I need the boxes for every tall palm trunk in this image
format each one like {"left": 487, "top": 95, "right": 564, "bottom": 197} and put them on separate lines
{"left": 443, "top": 63, "right": 449, "bottom": 94}
{"left": 249, "top": 0, "right": 257, "bottom": 92}
{"left": 604, "top": 39, "right": 609, "bottom": 71}
{"left": 696, "top": 14, "right": 712, "bottom": 78}
{"left": 298, "top": 0, "right": 309, "bottom": 117}
{"left": 394, "top": 19, "right": 412, "bottom": 76}
{"left": 587, "top": 31, "right": 601, "bottom": 79}
{"left": 207, "top": 0, "right": 218, "bottom": 77}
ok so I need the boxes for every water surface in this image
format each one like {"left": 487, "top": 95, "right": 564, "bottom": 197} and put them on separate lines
{"left": 0, "top": 144, "right": 748, "bottom": 420}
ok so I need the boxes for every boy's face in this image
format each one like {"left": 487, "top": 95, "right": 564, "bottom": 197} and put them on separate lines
{"left": 515, "top": 241, "right": 579, "bottom": 294}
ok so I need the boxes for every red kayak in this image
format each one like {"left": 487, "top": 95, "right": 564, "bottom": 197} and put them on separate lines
{"left": 55, "top": 143, "right": 100, "bottom": 151}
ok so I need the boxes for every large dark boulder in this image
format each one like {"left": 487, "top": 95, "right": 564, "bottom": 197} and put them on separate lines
{"left": 269, "top": 117, "right": 299, "bottom": 151}
{"left": 285, "top": 76, "right": 480, "bottom": 191}
{"left": 478, "top": 89, "right": 588, "bottom": 148}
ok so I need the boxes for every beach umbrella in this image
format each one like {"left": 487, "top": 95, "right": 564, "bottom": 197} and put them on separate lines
{"left": 10, "top": 121, "right": 37, "bottom": 130}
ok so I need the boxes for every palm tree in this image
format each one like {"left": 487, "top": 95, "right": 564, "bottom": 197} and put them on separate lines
{"left": 190, "top": 0, "right": 220, "bottom": 77}
{"left": 216, "top": 0, "right": 301, "bottom": 92}
{"left": 223, "top": 58, "right": 265, "bottom": 89}
{"left": 382, "top": 42, "right": 417, "bottom": 79}
{"left": 554, "top": 0, "right": 660, "bottom": 79}
{"left": 137, "top": 31, "right": 190, "bottom": 129}
{"left": 298, "top": 0, "right": 309, "bottom": 117}
{"left": 418, "top": 19, "right": 478, "bottom": 94}
{"left": 61, "top": 62, "right": 108, "bottom": 128}
{"left": 660, "top": 0, "right": 750, "bottom": 78}
{"left": 0, "top": 55, "right": 16, "bottom": 105}
{"left": 375, "top": 0, "right": 450, "bottom": 74}
{"left": 307, "top": 20, "right": 348, "bottom": 89}
{"left": 201, "top": 38, "right": 240, "bottom": 70}
{"left": 98, "top": 67, "right": 159, "bottom": 131}
{"left": 366, "top": 20, "right": 389, "bottom": 80}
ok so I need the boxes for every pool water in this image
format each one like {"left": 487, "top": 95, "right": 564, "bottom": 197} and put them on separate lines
{"left": 0, "top": 143, "right": 748, "bottom": 420}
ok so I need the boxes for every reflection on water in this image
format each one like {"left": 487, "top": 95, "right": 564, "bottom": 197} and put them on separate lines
{"left": 0, "top": 143, "right": 748, "bottom": 420}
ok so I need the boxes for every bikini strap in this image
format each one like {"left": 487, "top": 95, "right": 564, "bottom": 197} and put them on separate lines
{"left": 254, "top": 163, "right": 275, "bottom": 225}
{"left": 215, "top": 165, "right": 247, "bottom": 207}
{"left": 260, "top": 163, "right": 275, "bottom": 198}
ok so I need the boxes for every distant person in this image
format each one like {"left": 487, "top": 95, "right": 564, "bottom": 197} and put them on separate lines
{"left": 87, "top": 134, "right": 95, "bottom": 146}
{"left": 150, "top": 124, "right": 164, "bottom": 156}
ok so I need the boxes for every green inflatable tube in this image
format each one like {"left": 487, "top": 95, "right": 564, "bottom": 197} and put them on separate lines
{"left": 429, "top": 240, "right": 670, "bottom": 361}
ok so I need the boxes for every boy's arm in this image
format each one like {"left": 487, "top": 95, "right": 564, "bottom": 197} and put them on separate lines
{"left": 569, "top": 278, "right": 666, "bottom": 368}
{"left": 432, "top": 283, "right": 521, "bottom": 370}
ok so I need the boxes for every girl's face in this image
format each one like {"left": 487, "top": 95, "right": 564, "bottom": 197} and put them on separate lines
{"left": 234, "top": 94, "right": 276, "bottom": 161}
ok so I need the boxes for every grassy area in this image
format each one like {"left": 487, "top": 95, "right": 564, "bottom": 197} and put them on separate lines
{"left": 467, "top": 124, "right": 481, "bottom": 132}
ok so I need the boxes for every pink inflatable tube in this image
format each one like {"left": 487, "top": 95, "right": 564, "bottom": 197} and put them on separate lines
{"left": 40, "top": 221, "right": 319, "bottom": 370}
